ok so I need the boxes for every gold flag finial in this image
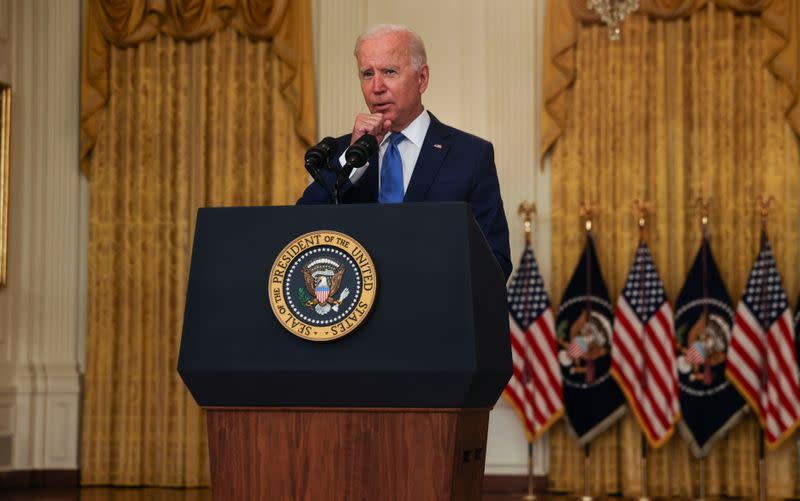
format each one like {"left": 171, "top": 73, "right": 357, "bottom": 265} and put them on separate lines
{"left": 580, "top": 200, "right": 598, "bottom": 233}
{"left": 757, "top": 195, "right": 776, "bottom": 232}
{"left": 518, "top": 202, "right": 536, "bottom": 245}
{"left": 633, "top": 199, "right": 650, "bottom": 241}
{"left": 696, "top": 196, "right": 711, "bottom": 234}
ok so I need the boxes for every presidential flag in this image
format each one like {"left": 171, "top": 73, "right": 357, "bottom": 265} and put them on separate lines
{"left": 555, "top": 234, "right": 626, "bottom": 445}
{"left": 611, "top": 241, "right": 680, "bottom": 448}
{"left": 674, "top": 236, "right": 745, "bottom": 457}
{"left": 726, "top": 232, "right": 800, "bottom": 448}
{"left": 504, "top": 243, "right": 564, "bottom": 441}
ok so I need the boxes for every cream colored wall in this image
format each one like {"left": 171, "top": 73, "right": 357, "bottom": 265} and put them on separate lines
{"left": 312, "top": 0, "right": 552, "bottom": 475}
{"left": 0, "top": 0, "right": 84, "bottom": 471}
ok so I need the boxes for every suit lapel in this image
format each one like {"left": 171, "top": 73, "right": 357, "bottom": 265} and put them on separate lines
{"left": 403, "top": 113, "right": 451, "bottom": 202}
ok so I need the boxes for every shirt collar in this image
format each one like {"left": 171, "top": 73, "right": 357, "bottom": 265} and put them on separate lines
{"left": 381, "top": 109, "right": 430, "bottom": 149}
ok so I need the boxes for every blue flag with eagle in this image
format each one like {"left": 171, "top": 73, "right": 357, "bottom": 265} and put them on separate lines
{"left": 674, "top": 236, "right": 746, "bottom": 457}
{"left": 555, "top": 233, "right": 626, "bottom": 445}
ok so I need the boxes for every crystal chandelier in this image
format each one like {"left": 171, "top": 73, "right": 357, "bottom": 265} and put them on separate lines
{"left": 587, "top": 0, "right": 640, "bottom": 41}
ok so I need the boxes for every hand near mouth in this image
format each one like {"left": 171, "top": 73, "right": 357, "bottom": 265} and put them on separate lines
{"left": 351, "top": 112, "right": 392, "bottom": 145}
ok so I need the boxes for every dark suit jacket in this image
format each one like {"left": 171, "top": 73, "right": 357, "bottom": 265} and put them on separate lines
{"left": 297, "top": 113, "right": 512, "bottom": 280}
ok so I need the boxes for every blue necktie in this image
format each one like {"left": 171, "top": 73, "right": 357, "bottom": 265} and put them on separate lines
{"left": 379, "top": 133, "right": 406, "bottom": 203}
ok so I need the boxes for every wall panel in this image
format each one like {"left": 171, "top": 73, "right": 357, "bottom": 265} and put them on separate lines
{"left": 0, "top": 0, "right": 82, "bottom": 472}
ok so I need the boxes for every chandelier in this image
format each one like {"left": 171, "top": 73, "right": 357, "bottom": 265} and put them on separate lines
{"left": 587, "top": 0, "right": 640, "bottom": 41}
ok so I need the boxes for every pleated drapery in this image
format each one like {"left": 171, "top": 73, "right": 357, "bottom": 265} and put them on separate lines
{"left": 542, "top": 0, "right": 800, "bottom": 158}
{"left": 80, "top": 0, "right": 316, "bottom": 486}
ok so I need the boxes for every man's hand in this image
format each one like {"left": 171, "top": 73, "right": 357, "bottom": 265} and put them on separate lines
{"left": 351, "top": 113, "right": 392, "bottom": 145}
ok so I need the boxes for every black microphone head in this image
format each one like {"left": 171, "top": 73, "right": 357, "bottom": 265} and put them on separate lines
{"left": 318, "top": 136, "right": 338, "bottom": 157}
{"left": 345, "top": 134, "right": 378, "bottom": 167}
{"left": 305, "top": 136, "right": 339, "bottom": 168}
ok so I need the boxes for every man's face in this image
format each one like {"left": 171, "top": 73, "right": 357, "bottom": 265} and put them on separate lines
{"left": 356, "top": 33, "right": 429, "bottom": 132}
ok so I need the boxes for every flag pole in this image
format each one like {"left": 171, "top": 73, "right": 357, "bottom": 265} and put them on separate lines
{"left": 697, "top": 456, "right": 707, "bottom": 501}
{"left": 639, "top": 433, "right": 650, "bottom": 501}
{"left": 581, "top": 443, "right": 593, "bottom": 501}
{"left": 581, "top": 202, "right": 598, "bottom": 386}
{"left": 518, "top": 202, "right": 537, "bottom": 501}
{"left": 634, "top": 200, "right": 651, "bottom": 501}
{"left": 796, "top": 433, "right": 800, "bottom": 500}
{"left": 579, "top": 202, "right": 596, "bottom": 501}
{"left": 524, "top": 442, "right": 536, "bottom": 500}
{"left": 755, "top": 195, "right": 774, "bottom": 501}
{"left": 759, "top": 431, "right": 766, "bottom": 501}
{"left": 695, "top": 197, "right": 710, "bottom": 501}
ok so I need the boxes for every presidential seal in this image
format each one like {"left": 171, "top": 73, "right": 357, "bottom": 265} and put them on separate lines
{"left": 268, "top": 231, "right": 377, "bottom": 341}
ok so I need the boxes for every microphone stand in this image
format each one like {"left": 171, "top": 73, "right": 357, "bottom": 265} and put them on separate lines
{"left": 305, "top": 159, "right": 335, "bottom": 204}
{"left": 334, "top": 164, "right": 356, "bottom": 205}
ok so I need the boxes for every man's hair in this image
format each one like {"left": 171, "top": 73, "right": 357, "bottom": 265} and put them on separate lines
{"left": 353, "top": 24, "right": 427, "bottom": 70}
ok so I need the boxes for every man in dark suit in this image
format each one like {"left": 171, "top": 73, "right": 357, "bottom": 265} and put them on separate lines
{"left": 298, "top": 24, "right": 511, "bottom": 280}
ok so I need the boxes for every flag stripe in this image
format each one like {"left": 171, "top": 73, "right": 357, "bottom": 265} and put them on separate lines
{"left": 613, "top": 315, "right": 663, "bottom": 439}
{"left": 510, "top": 336, "right": 552, "bottom": 426}
{"left": 654, "top": 306, "right": 680, "bottom": 411}
{"left": 524, "top": 324, "right": 556, "bottom": 414}
{"left": 504, "top": 379, "right": 534, "bottom": 435}
{"left": 645, "top": 321, "right": 673, "bottom": 403}
{"left": 736, "top": 311, "right": 766, "bottom": 369}
{"left": 775, "top": 315, "right": 800, "bottom": 409}
{"left": 530, "top": 317, "right": 564, "bottom": 406}
{"left": 768, "top": 323, "right": 800, "bottom": 417}
{"left": 535, "top": 311, "right": 564, "bottom": 399}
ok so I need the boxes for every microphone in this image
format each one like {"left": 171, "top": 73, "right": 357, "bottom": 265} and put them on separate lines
{"left": 304, "top": 137, "right": 338, "bottom": 202}
{"left": 334, "top": 134, "right": 378, "bottom": 204}
{"left": 344, "top": 134, "right": 378, "bottom": 168}
{"left": 305, "top": 136, "right": 339, "bottom": 171}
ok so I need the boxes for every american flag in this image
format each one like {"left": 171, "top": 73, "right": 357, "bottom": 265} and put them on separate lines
{"left": 504, "top": 244, "right": 564, "bottom": 441}
{"left": 568, "top": 337, "right": 589, "bottom": 359}
{"left": 684, "top": 341, "right": 707, "bottom": 365}
{"left": 725, "top": 233, "right": 800, "bottom": 448}
{"left": 611, "top": 241, "right": 680, "bottom": 447}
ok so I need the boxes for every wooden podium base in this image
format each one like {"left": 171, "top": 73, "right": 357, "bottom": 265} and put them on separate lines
{"left": 206, "top": 407, "right": 491, "bottom": 501}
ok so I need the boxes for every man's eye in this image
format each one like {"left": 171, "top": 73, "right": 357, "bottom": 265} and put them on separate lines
{"left": 361, "top": 71, "right": 373, "bottom": 78}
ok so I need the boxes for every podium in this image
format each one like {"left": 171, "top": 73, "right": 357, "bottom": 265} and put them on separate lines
{"left": 178, "top": 202, "right": 511, "bottom": 501}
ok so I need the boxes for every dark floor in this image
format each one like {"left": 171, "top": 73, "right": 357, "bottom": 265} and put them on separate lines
{"left": 0, "top": 487, "right": 736, "bottom": 501}
{"left": 0, "top": 488, "right": 557, "bottom": 501}
{"left": 0, "top": 487, "right": 644, "bottom": 501}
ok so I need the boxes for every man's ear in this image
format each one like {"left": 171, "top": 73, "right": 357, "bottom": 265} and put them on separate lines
{"left": 418, "top": 64, "right": 429, "bottom": 94}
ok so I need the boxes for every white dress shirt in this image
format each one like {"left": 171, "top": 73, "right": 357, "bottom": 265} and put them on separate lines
{"left": 340, "top": 109, "right": 431, "bottom": 194}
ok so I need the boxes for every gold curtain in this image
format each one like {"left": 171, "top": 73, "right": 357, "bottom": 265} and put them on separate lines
{"left": 547, "top": 2, "right": 799, "bottom": 498}
{"left": 542, "top": 0, "right": 800, "bottom": 158}
{"left": 80, "top": 0, "right": 315, "bottom": 486}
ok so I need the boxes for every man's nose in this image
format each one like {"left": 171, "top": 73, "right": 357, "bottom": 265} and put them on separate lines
{"left": 371, "top": 74, "right": 386, "bottom": 93}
